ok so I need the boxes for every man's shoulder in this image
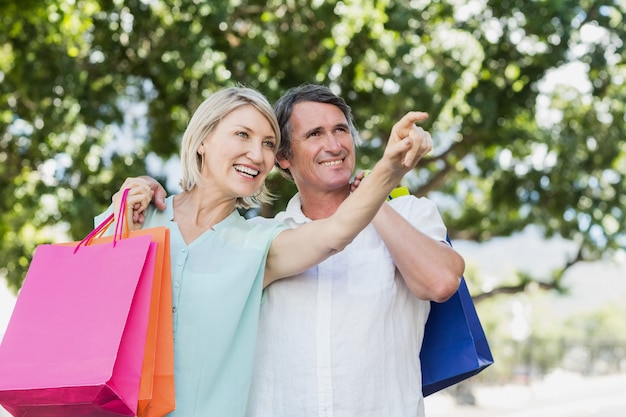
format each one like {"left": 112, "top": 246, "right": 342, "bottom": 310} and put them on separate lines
{"left": 388, "top": 194, "right": 438, "bottom": 212}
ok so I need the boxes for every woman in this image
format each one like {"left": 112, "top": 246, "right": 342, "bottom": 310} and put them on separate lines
{"left": 106, "top": 86, "right": 431, "bottom": 417}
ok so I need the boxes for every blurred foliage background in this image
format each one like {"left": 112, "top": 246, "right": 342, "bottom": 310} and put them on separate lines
{"left": 1, "top": 0, "right": 625, "bottom": 380}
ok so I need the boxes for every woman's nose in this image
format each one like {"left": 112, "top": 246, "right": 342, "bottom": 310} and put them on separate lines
{"left": 247, "top": 141, "right": 264, "bottom": 162}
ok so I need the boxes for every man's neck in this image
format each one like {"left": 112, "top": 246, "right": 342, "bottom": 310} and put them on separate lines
{"left": 298, "top": 187, "right": 351, "bottom": 220}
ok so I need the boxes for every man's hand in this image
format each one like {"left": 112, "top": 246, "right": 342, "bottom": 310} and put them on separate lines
{"left": 350, "top": 170, "right": 368, "bottom": 193}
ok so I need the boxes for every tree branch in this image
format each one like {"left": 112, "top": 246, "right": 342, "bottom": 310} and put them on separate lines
{"left": 472, "top": 243, "right": 587, "bottom": 304}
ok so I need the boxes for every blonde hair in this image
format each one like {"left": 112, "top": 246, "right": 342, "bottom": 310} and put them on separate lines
{"left": 179, "top": 87, "right": 281, "bottom": 208}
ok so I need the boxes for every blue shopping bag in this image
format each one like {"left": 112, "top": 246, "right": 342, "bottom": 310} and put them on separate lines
{"left": 420, "top": 240, "right": 494, "bottom": 396}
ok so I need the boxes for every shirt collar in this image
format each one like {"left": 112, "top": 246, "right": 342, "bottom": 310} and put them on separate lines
{"left": 281, "top": 193, "right": 312, "bottom": 224}
{"left": 164, "top": 195, "right": 175, "bottom": 221}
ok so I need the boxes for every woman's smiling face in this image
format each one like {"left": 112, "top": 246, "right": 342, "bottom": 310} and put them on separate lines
{"left": 199, "top": 104, "right": 278, "bottom": 199}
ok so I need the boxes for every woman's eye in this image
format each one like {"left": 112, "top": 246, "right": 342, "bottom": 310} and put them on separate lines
{"left": 264, "top": 140, "right": 276, "bottom": 149}
{"left": 238, "top": 131, "right": 249, "bottom": 138}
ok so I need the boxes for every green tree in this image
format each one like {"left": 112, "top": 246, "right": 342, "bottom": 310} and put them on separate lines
{"left": 1, "top": 0, "right": 624, "bottom": 296}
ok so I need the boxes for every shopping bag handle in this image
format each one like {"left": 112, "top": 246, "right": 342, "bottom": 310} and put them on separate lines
{"left": 112, "top": 188, "right": 130, "bottom": 247}
{"left": 81, "top": 213, "right": 114, "bottom": 245}
{"left": 74, "top": 188, "right": 130, "bottom": 253}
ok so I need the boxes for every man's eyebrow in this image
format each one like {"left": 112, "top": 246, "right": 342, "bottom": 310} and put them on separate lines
{"left": 300, "top": 126, "right": 323, "bottom": 138}
{"left": 301, "top": 123, "right": 349, "bottom": 138}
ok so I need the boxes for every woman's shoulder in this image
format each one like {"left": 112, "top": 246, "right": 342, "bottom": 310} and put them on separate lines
{"left": 235, "top": 213, "right": 287, "bottom": 238}
{"left": 143, "top": 195, "right": 176, "bottom": 227}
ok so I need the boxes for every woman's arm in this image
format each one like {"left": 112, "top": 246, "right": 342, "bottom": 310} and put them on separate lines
{"left": 264, "top": 111, "right": 432, "bottom": 286}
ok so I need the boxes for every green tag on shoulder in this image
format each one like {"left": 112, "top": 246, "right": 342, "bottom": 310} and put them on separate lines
{"left": 388, "top": 186, "right": 410, "bottom": 201}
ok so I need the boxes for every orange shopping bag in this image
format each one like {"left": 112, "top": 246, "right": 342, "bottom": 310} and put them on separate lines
{"left": 88, "top": 211, "right": 175, "bottom": 417}
{"left": 134, "top": 226, "right": 175, "bottom": 417}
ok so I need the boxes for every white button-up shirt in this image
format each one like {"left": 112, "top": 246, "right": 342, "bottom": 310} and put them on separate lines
{"left": 247, "top": 194, "right": 448, "bottom": 417}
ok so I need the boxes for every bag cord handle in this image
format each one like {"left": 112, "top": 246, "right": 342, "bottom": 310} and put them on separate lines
{"left": 74, "top": 188, "right": 130, "bottom": 253}
{"left": 113, "top": 188, "right": 130, "bottom": 247}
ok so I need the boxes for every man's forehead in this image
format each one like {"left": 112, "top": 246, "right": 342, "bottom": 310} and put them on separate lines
{"left": 291, "top": 101, "right": 348, "bottom": 130}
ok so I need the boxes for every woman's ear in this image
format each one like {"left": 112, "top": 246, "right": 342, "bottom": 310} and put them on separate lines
{"left": 197, "top": 142, "right": 205, "bottom": 155}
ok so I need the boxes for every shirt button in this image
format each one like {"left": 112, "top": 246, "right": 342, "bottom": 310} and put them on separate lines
{"left": 172, "top": 306, "right": 177, "bottom": 313}
{"left": 174, "top": 282, "right": 180, "bottom": 288}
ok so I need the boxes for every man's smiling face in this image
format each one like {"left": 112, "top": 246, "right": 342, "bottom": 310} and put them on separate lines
{"left": 277, "top": 101, "right": 356, "bottom": 194}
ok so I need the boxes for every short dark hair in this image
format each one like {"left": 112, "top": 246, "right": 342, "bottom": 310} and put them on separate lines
{"left": 273, "top": 84, "right": 360, "bottom": 181}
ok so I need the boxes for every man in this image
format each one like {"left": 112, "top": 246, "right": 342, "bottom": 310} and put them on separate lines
{"left": 247, "top": 84, "right": 463, "bottom": 417}
{"left": 147, "top": 85, "right": 464, "bottom": 417}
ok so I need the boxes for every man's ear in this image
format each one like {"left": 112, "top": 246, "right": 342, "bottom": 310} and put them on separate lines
{"left": 276, "top": 157, "right": 291, "bottom": 170}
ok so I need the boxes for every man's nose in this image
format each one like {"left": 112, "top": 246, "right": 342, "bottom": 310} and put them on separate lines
{"left": 325, "top": 133, "right": 342, "bottom": 153}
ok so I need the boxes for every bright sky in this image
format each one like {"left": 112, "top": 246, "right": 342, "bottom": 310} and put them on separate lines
{"left": 454, "top": 226, "right": 626, "bottom": 319}
{"left": 0, "top": 283, "right": 16, "bottom": 340}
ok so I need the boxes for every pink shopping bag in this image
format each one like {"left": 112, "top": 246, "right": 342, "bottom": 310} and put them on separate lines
{"left": 0, "top": 189, "right": 157, "bottom": 417}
